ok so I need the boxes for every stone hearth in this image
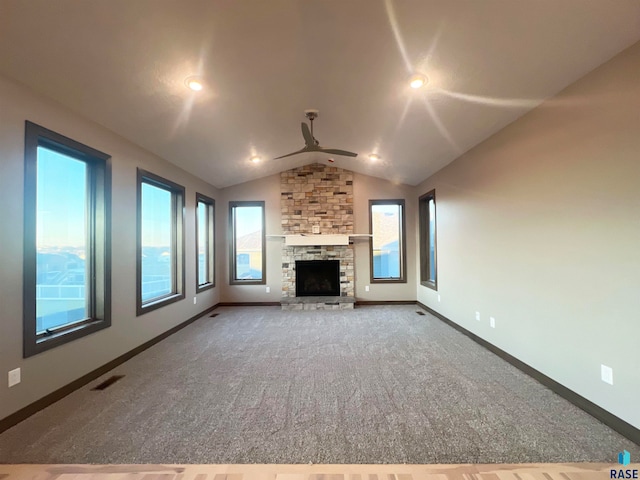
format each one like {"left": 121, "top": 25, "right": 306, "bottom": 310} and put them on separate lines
{"left": 280, "top": 296, "right": 356, "bottom": 311}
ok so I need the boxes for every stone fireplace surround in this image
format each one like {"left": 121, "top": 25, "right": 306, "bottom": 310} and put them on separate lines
{"left": 280, "top": 163, "right": 356, "bottom": 310}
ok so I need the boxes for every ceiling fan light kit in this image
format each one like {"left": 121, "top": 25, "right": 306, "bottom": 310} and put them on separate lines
{"left": 274, "top": 110, "right": 358, "bottom": 160}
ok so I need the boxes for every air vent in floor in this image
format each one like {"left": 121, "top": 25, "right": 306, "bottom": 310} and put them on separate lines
{"left": 210, "top": 313, "right": 219, "bottom": 318}
{"left": 91, "top": 375, "right": 125, "bottom": 391}
{"left": 416, "top": 311, "right": 426, "bottom": 316}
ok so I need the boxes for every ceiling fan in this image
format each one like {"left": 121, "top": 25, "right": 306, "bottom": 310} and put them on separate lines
{"left": 274, "top": 109, "right": 358, "bottom": 159}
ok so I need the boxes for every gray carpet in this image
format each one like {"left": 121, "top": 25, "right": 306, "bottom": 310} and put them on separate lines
{"left": 0, "top": 305, "right": 638, "bottom": 464}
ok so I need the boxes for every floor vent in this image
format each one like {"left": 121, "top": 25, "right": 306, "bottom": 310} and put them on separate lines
{"left": 91, "top": 375, "right": 125, "bottom": 391}
{"left": 416, "top": 311, "right": 426, "bottom": 316}
{"left": 210, "top": 313, "right": 219, "bottom": 318}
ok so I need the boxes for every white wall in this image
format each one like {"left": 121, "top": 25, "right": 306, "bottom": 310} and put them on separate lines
{"left": 416, "top": 42, "right": 640, "bottom": 429}
{"left": 0, "top": 75, "right": 220, "bottom": 421}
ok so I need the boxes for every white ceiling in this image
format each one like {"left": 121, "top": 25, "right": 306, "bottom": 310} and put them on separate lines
{"left": 1, "top": 1, "right": 639, "bottom": 188}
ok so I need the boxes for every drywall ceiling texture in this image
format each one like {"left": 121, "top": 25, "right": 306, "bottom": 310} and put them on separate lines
{"left": 0, "top": 74, "right": 220, "bottom": 421}
{"left": 415, "top": 42, "right": 640, "bottom": 429}
{"left": 0, "top": 1, "right": 639, "bottom": 188}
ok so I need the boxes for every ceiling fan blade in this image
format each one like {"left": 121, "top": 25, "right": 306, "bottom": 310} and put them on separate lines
{"left": 274, "top": 147, "right": 308, "bottom": 160}
{"left": 318, "top": 148, "right": 358, "bottom": 157}
{"left": 300, "top": 122, "right": 316, "bottom": 147}
{"left": 301, "top": 122, "right": 314, "bottom": 147}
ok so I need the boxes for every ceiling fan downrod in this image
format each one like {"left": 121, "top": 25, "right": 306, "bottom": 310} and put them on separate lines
{"left": 304, "top": 109, "right": 319, "bottom": 142}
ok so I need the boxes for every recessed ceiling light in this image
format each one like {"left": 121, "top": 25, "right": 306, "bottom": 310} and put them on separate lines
{"left": 409, "top": 73, "right": 428, "bottom": 89}
{"left": 185, "top": 76, "right": 203, "bottom": 91}
{"left": 368, "top": 153, "right": 380, "bottom": 161}
{"left": 250, "top": 156, "right": 261, "bottom": 163}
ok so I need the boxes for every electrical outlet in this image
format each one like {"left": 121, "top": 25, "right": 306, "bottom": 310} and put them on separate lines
{"left": 365, "top": 285, "right": 370, "bottom": 292}
{"left": 437, "top": 294, "right": 441, "bottom": 302}
{"left": 8, "top": 368, "right": 20, "bottom": 388}
{"left": 490, "top": 316, "right": 496, "bottom": 328}
{"left": 312, "top": 225, "right": 320, "bottom": 234}
{"left": 266, "top": 286, "right": 270, "bottom": 293}
{"left": 601, "top": 364, "right": 614, "bottom": 385}
{"left": 475, "top": 311, "right": 480, "bottom": 321}
{"left": 193, "top": 296, "right": 197, "bottom": 305}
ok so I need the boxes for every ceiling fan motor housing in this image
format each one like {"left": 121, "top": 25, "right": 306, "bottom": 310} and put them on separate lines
{"left": 304, "top": 109, "right": 319, "bottom": 121}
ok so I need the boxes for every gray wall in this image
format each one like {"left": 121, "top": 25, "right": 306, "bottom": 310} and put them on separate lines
{"left": 219, "top": 173, "right": 283, "bottom": 303}
{"left": 353, "top": 173, "right": 416, "bottom": 301}
{"left": 416, "top": 42, "right": 640, "bottom": 429}
{"left": 219, "top": 169, "right": 417, "bottom": 303}
{"left": 0, "top": 75, "right": 220, "bottom": 421}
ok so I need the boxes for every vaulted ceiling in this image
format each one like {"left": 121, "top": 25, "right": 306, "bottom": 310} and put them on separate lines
{"left": 1, "top": 1, "right": 639, "bottom": 188}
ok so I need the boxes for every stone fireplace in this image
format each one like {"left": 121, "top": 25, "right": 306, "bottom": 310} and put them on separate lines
{"left": 280, "top": 163, "right": 355, "bottom": 310}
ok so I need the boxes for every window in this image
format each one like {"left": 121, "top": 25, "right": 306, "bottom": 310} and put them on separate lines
{"left": 369, "top": 199, "right": 406, "bottom": 283}
{"left": 229, "top": 201, "right": 265, "bottom": 284}
{"left": 137, "top": 169, "right": 185, "bottom": 314}
{"left": 196, "top": 193, "right": 215, "bottom": 291}
{"left": 419, "top": 190, "right": 437, "bottom": 290}
{"left": 23, "top": 121, "right": 111, "bottom": 357}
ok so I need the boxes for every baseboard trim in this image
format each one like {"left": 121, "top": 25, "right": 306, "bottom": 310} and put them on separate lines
{"left": 356, "top": 300, "right": 416, "bottom": 306}
{"left": 0, "top": 304, "right": 218, "bottom": 435}
{"left": 416, "top": 301, "right": 640, "bottom": 446}
{"left": 218, "top": 302, "right": 281, "bottom": 307}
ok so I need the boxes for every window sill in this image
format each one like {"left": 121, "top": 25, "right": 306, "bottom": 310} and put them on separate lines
{"left": 229, "top": 279, "right": 266, "bottom": 286}
{"left": 421, "top": 280, "right": 437, "bottom": 291}
{"left": 196, "top": 282, "right": 215, "bottom": 293}
{"left": 25, "top": 318, "right": 110, "bottom": 358}
{"left": 137, "top": 292, "right": 185, "bottom": 316}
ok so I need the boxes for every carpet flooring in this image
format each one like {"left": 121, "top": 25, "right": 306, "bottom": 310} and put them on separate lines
{"left": 0, "top": 305, "right": 638, "bottom": 464}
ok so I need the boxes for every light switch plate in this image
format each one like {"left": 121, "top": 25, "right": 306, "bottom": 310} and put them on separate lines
{"left": 490, "top": 317, "right": 496, "bottom": 328}
{"left": 601, "top": 364, "right": 613, "bottom": 385}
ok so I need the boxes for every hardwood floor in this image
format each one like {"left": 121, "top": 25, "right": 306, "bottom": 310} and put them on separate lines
{"left": 0, "top": 463, "right": 624, "bottom": 480}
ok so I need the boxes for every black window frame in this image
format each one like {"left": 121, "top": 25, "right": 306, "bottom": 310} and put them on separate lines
{"left": 136, "top": 169, "right": 185, "bottom": 315}
{"left": 419, "top": 189, "right": 438, "bottom": 290}
{"left": 196, "top": 192, "right": 215, "bottom": 292}
{"left": 23, "top": 121, "right": 112, "bottom": 358}
{"left": 229, "top": 201, "right": 266, "bottom": 285}
{"left": 369, "top": 199, "right": 407, "bottom": 284}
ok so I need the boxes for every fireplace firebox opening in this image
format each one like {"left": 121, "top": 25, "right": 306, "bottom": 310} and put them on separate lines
{"left": 295, "top": 260, "right": 340, "bottom": 296}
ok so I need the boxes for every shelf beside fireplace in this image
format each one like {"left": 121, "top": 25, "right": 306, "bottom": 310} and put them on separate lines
{"left": 267, "top": 233, "right": 371, "bottom": 246}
